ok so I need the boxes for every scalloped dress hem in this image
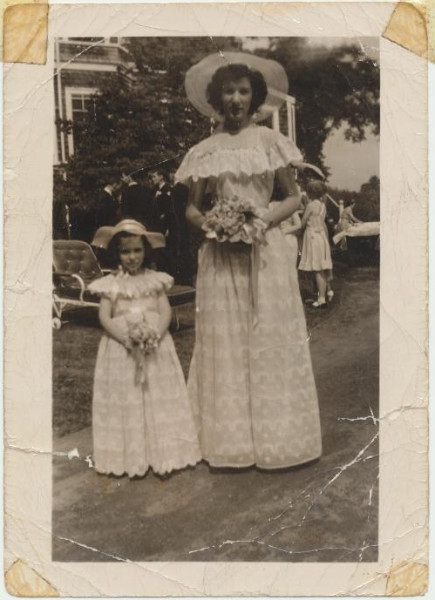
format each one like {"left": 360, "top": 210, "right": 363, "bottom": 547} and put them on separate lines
{"left": 94, "top": 457, "right": 202, "bottom": 479}
{"left": 202, "top": 454, "right": 322, "bottom": 470}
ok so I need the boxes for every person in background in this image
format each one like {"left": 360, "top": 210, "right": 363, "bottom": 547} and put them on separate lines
{"left": 299, "top": 181, "right": 333, "bottom": 308}
{"left": 149, "top": 170, "right": 173, "bottom": 236}
{"left": 95, "top": 174, "right": 122, "bottom": 230}
{"left": 334, "top": 198, "right": 363, "bottom": 251}
{"left": 170, "top": 174, "right": 194, "bottom": 285}
{"left": 93, "top": 173, "right": 123, "bottom": 268}
{"left": 338, "top": 199, "right": 345, "bottom": 219}
{"left": 53, "top": 197, "right": 71, "bottom": 240}
{"left": 339, "top": 198, "right": 362, "bottom": 232}
{"left": 149, "top": 169, "right": 176, "bottom": 274}
{"left": 121, "top": 172, "right": 153, "bottom": 228}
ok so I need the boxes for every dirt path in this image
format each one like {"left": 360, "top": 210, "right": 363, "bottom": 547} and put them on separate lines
{"left": 53, "top": 266, "right": 379, "bottom": 562}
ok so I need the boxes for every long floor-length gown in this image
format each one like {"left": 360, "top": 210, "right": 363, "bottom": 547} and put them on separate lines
{"left": 176, "top": 124, "right": 322, "bottom": 469}
{"left": 89, "top": 270, "right": 201, "bottom": 477}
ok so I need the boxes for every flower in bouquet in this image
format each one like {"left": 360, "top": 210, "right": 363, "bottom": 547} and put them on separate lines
{"left": 202, "top": 196, "right": 267, "bottom": 245}
{"left": 125, "top": 318, "right": 160, "bottom": 385}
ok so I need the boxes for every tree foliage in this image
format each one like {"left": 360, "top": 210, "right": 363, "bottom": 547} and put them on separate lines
{"left": 54, "top": 37, "right": 379, "bottom": 238}
{"left": 263, "top": 38, "right": 379, "bottom": 170}
{"left": 55, "top": 37, "right": 243, "bottom": 232}
{"left": 328, "top": 175, "right": 380, "bottom": 222}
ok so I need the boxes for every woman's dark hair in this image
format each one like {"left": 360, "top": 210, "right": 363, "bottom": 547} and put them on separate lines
{"left": 206, "top": 64, "right": 268, "bottom": 115}
{"left": 107, "top": 232, "right": 153, "bottom": 269}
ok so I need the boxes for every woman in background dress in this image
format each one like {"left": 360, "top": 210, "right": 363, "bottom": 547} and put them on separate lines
{"left": 299, "top": 181, "right": 333, "bottom": 308}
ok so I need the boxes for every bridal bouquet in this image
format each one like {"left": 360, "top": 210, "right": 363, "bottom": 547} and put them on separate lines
{"left": 202, "top": 196, "right": 267, "bottom": 245}
{"left": 124, "top": 317, "right": 160, "bottom": 385}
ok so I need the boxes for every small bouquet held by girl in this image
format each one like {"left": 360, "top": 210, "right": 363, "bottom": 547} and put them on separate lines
{"left": 202, "top": 196, "right": 267, "bottom": 245}
{"left": 123, "top": 314, "right": 160, "bottom": 386}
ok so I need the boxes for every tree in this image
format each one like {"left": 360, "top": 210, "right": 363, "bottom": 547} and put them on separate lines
{"left": 55, "top": 37, "right": 379, "bottom": 239}
{"left": 357, "top": 175, "right": 380, "bottom": 221}
{"left": 327, "top": 175, "right": 380, "bottom": 223}
{"left": 55, "top": 37, "right": 243, "bottom": 239}
{"left": 263, "top": 38, "right": 379, "bottom": 171}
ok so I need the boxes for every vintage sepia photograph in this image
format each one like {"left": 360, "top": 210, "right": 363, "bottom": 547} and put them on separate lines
{"left": 51, "top": 35, "right": 381, "bottom": 563}
{"left": 4, "top": 0, "right": 430, "bottom": 595}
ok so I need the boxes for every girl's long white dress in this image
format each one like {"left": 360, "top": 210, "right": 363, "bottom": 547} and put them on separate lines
{"left": 176, "top": 125, "right": 322, "bottom": 469}
{"left": 88, "top": 270, "right": 201, "bottom": 477}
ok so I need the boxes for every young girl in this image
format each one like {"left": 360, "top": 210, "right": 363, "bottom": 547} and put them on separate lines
{"left": 299, "top": 181, "right": 333, "bottom": 308}
{"left": 88, "top": 219, "right": 201, "bottom": 477}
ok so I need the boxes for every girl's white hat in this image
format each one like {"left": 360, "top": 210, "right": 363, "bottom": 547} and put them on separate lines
{"left": 91, "top": 219, "right": 166, "bottom": 250}
{"left": 185, "top": 51, "right": 289, "bottom": 122}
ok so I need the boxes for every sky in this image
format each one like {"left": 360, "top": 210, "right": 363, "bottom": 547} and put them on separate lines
{"left": 323, "top": 126, "right": 379, "bottom": 191}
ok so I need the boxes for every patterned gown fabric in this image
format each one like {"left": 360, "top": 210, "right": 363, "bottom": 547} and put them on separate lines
{"left": 272, "top": 202, "right": 300, "bottom": 268}
{"left": 176, "top": 125, "right": 322, "bottom": 468}
{"left": 88, "top": 270, "right": 201, "bottom": 476}
{"left": 299, "top": 200, "right": 333, "bottom": 272}
{"left": 283, "top": 232, "right": 299, "bottom": 267}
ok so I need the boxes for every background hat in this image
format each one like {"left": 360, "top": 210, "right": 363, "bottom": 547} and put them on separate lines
{"left": 91, "top": 220, "right": 166, "bottom": 250}
{"left": 185, "top": 52, "right": 289, "bottom": 122}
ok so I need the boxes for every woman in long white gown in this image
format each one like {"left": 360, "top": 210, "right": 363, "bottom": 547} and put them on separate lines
{"left": 176, "top": 53, "right": 322, "bottom": 469}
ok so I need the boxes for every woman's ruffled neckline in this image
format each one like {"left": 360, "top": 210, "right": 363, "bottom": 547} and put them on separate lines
{"left": 175, "top": 126, "right": 302, "bottom": 183}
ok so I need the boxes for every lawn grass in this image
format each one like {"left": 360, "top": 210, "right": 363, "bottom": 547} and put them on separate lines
{"left": 53, "top": 305, "right": 196, "bottom": 437}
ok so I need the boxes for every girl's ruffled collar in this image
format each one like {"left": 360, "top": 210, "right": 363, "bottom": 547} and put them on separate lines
{"left": 88, "top": 269, "right": 173, "bottom": 300}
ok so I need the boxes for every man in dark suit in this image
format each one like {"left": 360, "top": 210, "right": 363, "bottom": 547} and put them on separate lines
{"left": 94, "top": 175, "right": 122, "bottom": 230}
{"left": 149, "top": 169, "right": 175, "bottom": 274}
{"left": 170, "top": 178, "right": 195, "bottom": 285}
{"left": 120, "top": 172, "right": 153, "bottom": 228}
{"left": 149, "top": 170, "right": 173, "bottom": 235}
{"left": 93, "top": 174, "right": 122, "bottom": 268}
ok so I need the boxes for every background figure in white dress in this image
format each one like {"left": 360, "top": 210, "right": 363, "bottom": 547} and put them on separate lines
{"left": 176, "top": 53, "right": 322, "bottom": 470}
{"left": 299, "top": 181, "right": 333, "bottom": 308}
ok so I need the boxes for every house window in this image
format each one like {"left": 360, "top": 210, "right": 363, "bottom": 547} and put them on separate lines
{"left": 71, "top": 93, "right": 95, "bottom": 121}
{"left": 65, "top": 87, "right": 98, "bottom": 156}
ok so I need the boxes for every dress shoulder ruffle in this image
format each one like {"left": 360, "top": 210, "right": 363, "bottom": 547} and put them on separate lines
{"left": 88, "top": 270, "right": 173, "bottom": 300}
{"left": 175, "top": 126, "right": 302, "bottom": 185}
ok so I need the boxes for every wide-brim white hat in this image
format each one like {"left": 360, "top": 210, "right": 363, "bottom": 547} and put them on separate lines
{"left": 185, "top": 52, "right": 289, "bottom": 122}
{"left": 91, "top": 220, "right": 166, "bottom": 250}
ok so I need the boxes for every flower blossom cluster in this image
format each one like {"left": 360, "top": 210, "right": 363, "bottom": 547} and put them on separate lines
{"left": 202, "top": 196, "right": 267, "bottom": 245}
{"left": 124, "top": 317, "right": 160, "bottom": 385}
